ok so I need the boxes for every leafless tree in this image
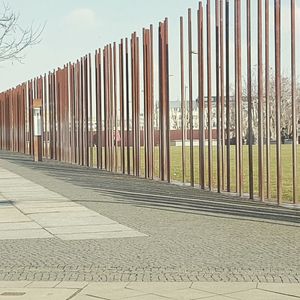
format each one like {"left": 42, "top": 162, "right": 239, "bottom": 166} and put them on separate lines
{"left": 0, "top": 3, "right": 44, "bottom": 63}
{"left": 241, "top": 67, "right": 300, "bottom": 141}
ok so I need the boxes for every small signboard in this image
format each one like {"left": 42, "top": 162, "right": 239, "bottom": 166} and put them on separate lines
{"left": 33, "top": 98, "right": 42, "bottom": 109}
{"left": 33, "top": 99, "right": 42, "bottom": 136}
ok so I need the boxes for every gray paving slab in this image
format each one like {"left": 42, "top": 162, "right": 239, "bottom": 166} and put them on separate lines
{"left": 13, "top": 198, "right": 69, "bottom": 202}
{"left": 0, "top": 229, "right": 52, "bottom": 240}
{"left": 55, "top": 281, "right": 88, "bottom": 289}
{"left": 226, "top": 289, "right": 298, "bottom": 300}
{"left": 0, "top": 222, "right": 41, "bottom": 231}
{"left": 0, "top": 281, "right": 32, "bottom": 288}
{"left": 78, "top": 286, "right": 148, "bottom": 299}
{"left": 153, "top": 288, "right": 215, "bottom": 299}
{"left": 257, "top": 283, "right": 300, "bottom": 298}
{"left": 20, "top": 206, "right": 88, "bottom": 214}
{"left": 0, "top": 202, "right": 13, "bottom": 208}
{"left": 0, "top": 161, "right": 146, "bottom": 242}
{"left": 30, "top": 213, "right": 117, "bottom": 227}
{"left": 191, "top": 282, "right": 258, "bottom": 294}
{"left": 47, "top": 224, "right": 134, "bottom": 234}
{"left": 14, "top": 202, "right": 77, "bottom": 209}
{"left": 56, "top": 230, "right": 147, "bottom": 241}
{"left": 0, "top": 209, "right": 31, "bottom": 223}
{"left": 0, "top": 288, "right": 77, "bottom": 300}
{"left": 25, "top": 281, "right": 61, "bottom": 288}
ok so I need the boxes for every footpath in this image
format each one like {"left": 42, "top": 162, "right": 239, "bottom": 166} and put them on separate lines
{"left": 0, "top": 150, "right": 299, "bottom": 299}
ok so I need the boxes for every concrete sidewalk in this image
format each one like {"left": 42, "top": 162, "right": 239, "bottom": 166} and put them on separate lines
{"left": 0, "top": 281, "right": 299, "bottom": 299}
{"left": 0, "top": 166, "right": 146, "bottom": 241}
{"left": 0, "top": 150, "right": 299, "bottom": 293}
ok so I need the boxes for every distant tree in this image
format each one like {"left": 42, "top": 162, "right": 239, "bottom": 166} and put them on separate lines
{"left": 241, "top": 67, "right": 300, "bottom": 140}
{"left": 0, "top": 3, "right": 44, "bottom": 64}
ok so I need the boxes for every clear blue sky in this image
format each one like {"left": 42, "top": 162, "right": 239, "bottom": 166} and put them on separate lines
{"left": 0, "top": 0, "right": 299, "bottom": 98}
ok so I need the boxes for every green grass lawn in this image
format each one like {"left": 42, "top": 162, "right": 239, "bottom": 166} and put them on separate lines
{"left": 92, "top": 144, "right": 300, "bottom": 203}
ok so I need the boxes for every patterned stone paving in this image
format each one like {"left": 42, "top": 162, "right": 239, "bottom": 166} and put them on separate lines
{"left": 0, "top": 151, "right": 299, "bottom": 283}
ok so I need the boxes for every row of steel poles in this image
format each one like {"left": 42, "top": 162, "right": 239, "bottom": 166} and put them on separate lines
{"left": 179, "top": 0, "right": 298, "bottom": 204}
{"left": 0, "top": 0, "right": 298, "bottom": 204}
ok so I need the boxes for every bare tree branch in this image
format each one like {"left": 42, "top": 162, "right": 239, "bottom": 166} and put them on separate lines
{"left": 0, "top": 3, "right": 44, "bottom": 63}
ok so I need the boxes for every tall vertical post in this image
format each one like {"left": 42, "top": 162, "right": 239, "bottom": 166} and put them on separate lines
{"left": 180, "top": 16, "right": 186, "bottom": 184}
{"left": 258, "top": 0, "right": 264, "bottom": 201}
{"left": 188, "top": 8, "right": 194, "bottom": 187}
{"left": 125, "top": 38, "right": 130, "bottom": 175}
{"left": 220, "top": 0, "right": 225, "bottom": 191}
{"left": 225, "top": 0, "right": 230, "bottom": 192}
{"left": 275, "top": 0, "right": 282, "bottom": 204}
{"left": 216, "top": 0, "right": 221, "bottom": 193}
{"left": 159, "top": 19, "right": 170, "bottom": 182}
{"left": 247, "top": 0, "right": 254, "bottom": 199}
{"left": 207, "top": 0, "right": 212, "bottom": 191}
{"left": 237, "top": 0, "right": 243, "bottom": 196}
{"left": 291, "top": 0, "right": 297, "bottom": 204}
{"left": 198, "top": 2, "right": 205, "bottom": 190}
{"left": 265, "top": 0, "right": 271, "bottom": 199}
{"left": 113, "top": 43, "right": 118, "bottom": 172}
{"left": 119, "top": 40, "right": 125, "bottom": 174}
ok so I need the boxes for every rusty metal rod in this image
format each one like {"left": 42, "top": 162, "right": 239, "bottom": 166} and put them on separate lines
{"left": 188, "top": 8, "right": 194, "bottom": 187}
{"left": 291, "top": 0, "right": 297, "bottom": 204}
{"left": 216, "top": 0, "right": 221, "bottom": 193}
{"left": 180, "top": 16, "right": 186, "bottom": 184}
{"left": 198, "top": 2, "right": 205, "bottom": 190}
{"left": 225, "top": 0, "right": 230, "bottom": 192}
{"left": 220, "top": 0, "right": 225, "bottom": 191}
{"left": 265, "top": 0, "right": 271, "bottom": 200}
{"left": 207, "top": 0, "right": 212, "bottom": 191}
{"left": 247, "top": 0, "right": 254, "bottom": 199}
{"left": 258, "top": 0, "right": 264, "bottom": 201}
{"left": 275, "top": 0, "right": 282, "bottom": 204}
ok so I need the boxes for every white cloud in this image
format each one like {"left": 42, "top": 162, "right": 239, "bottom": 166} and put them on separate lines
{"left": 64, "top": 8, "right": 97, "bottom": 29}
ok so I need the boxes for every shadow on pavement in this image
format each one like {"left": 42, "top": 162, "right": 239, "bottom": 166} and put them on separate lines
{"left": 0, "top": 150, "right": 299, "bottom": 226}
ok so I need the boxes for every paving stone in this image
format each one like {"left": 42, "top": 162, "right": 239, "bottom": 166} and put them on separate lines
{"left": 0, "top": 208, "right": 31, "bottom": 223}
{"left": 127, "top": 282, "right": 191, "bottom": 292}
{"left": 0, "top": 281, "right": 32, "bottom": 288}
{"left": 257, "top": 283, "right": 300, "bottom": 298}
{"left": 196, "top": 297, "right": 236, "bottom": 300}
{"left": 155, "top": 288, "right": 215, "bottom": 299}
{"left": 192, "top": 282, "right": 257, "bottom": 294}
{"left": 56, "top": 230, "right": 147, "bottom": 241}
{"left": 82, "top": 282, "right": 129, "bottom": 291}
{"left": 26, "top": 281, "right": 60, "bottom": 288}
{"left": 227, "top": 289, "right": 299, "bottom": 299}
{"left": 71, "top": 295, "right": 96, "bottom": 300}
{"left": 0, "top": 229, "right": 53, "bottom": 240}
{"left": 55, "top": 281, "right": 88, "bottom": 289}
{"left": 21, "top": 206, "right": 88, "bottom": 214}
{"left": 0, "top": 162, "right": 145, "bottom": 243}
{"left": 0, "top": 287, "right": 77, "bottom": 300}
{"left": 124, "top": 295, "right": 174, "bottom": 300}
{"left": 30, "top": 214, "right": 117, "bottom": 227}
{"left": 47, "top": 224, "right": 134, "bottom": 234}
{"left": 14, "top": 202, "right": 75, "bottom": 209}
{"left": 0, "top": 222, "right": 41, "bottom": 231}
{"left": 78, "top": 287, "right": 147, "bottom": 299}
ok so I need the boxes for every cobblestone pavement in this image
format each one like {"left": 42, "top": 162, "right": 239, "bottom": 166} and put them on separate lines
{"left": 0, "top": 151, "right": 299, "bottom": 283}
